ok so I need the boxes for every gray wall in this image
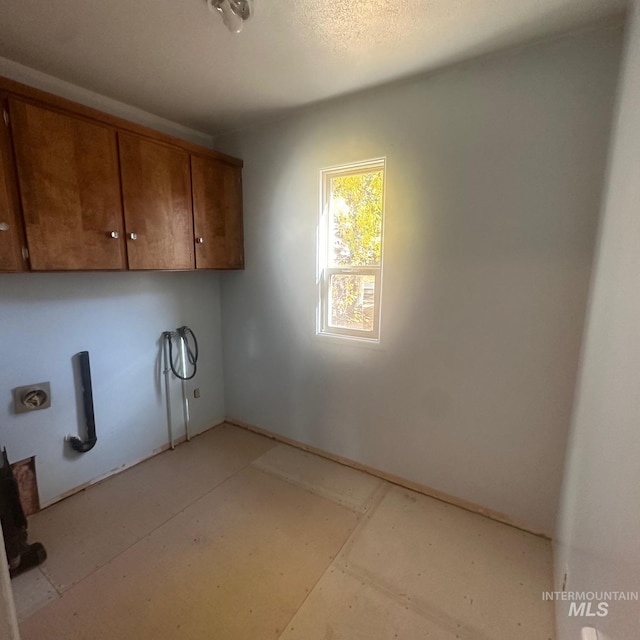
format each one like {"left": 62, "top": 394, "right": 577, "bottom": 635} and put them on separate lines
{"left": 216, "top": 25, "right": 623, "bottom": 536}
{"left": 555, "top": 3, "right": 640, "bottom": 638}
{"left": 0, "top": 272, "right": 225, "bottom": 505}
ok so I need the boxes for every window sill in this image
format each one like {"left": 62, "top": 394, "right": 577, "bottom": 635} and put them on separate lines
{"left": 314, "top": 331, "right": 385, "bottom": 351}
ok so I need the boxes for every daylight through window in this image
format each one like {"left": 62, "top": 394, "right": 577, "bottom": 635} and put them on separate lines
{"left": 318, "top": 158, "right": 385, "bottom": 341}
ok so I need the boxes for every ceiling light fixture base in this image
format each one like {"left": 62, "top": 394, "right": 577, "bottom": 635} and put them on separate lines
{"left": 208, "top": 0, "right": 254, "bottom": 34}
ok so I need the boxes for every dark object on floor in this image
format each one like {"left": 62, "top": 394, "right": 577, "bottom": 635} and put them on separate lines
{"left": 0, "top": 448, "right": 47, "bottom": 578}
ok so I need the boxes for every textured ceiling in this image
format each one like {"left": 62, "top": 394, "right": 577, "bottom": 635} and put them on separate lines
{"left": 0, "top": 0, "right": 627, "bottom": 135}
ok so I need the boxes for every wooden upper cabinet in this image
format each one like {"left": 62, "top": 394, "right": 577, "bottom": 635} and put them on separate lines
{"left": 0, "top": 99, "right": 28, "bottom": 272}
{"left": 0, "top": 76, "right": 243, "bottom": 273}
{"left": 119, "top": 133, "right": 194, "bottom": 270}
{"left": 191, "top": 155, "right": 244, "bottom": 269}
{"left": 9, "top": 98, "right": 126, "bottom": 270}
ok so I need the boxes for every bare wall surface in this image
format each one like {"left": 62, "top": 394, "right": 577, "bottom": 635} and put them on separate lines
{"left": 216, "top": 26, "right": 623, "bottom": 536}
{"left": 555, "top": 2, "right": 640, "bottom": 638}
{"left": 0, "top": 272, "right": 225, "bottom": 505}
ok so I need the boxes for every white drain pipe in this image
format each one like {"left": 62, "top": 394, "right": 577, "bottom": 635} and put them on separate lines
{"left": 163, "top": 328, "right": 196, "bottom": 447}
{"left": 179, "top": 333, "right": 191, "bottom": 442}
{"left": 162, "top": 332, "right": 175, "bottom": 450}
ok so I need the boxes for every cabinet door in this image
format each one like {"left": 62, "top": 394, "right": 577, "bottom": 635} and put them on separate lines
{"left": 0, "top": 100, "right": 27, "bottom": 272}
{"left": 191, "top": 155, "right": 244, "bottom": 269}
{"left": 9, "top": 99, "right": 126, "bottom": 270}
{"left": 119, "top": 133, "right": 194, "bottom": 270}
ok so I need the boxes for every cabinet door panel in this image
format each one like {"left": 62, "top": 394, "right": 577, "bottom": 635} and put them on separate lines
{"left": 119, "top": 133, "right": 194, "bottom": 270}
{"left": 9, "top": 99, "right": 126, "bottom": 270}
{"left": 0, "top": 101, "right": 27, "bottom": 272}
{"left": 192, "top": 156, "right": 243, "bottom": 269}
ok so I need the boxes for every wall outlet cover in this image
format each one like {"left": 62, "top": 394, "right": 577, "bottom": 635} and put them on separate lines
{"left": 12, "top": 382, "right": 51, "bottom": 413}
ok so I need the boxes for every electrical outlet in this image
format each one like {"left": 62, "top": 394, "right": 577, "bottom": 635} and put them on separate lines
{"left": 193, "top": 388, "right": 200, "bottom": 399}
{"left": 581, "top": 627, "right": 599, "bottom": 640}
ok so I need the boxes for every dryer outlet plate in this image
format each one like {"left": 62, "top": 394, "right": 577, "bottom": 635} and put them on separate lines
{"left": 13, "top": 382, "right": 52, "bottom": 413}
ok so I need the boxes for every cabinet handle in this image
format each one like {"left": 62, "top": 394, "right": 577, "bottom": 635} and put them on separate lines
{"left": 0, "top": 222, "right": 9, "bottom": 232}
{"left": 128, "top": 233, "right": 138, "bottom": 241}
{"left": 108, "top": 231, "right": 119, "bottom": 239}
{"left": 196, "top": 237, "right": 204, "bottom": 244}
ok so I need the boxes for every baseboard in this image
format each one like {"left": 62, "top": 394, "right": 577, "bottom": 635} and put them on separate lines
{"left": 226, "top": 417, "right": 551, "bottom": 540}
{"left": 38, "top": 416, "right": 551, "bottom": 540}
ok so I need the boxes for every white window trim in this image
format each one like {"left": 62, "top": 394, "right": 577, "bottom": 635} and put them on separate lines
{"left": 317, "top": 158, "right": 386, "bottom": 343}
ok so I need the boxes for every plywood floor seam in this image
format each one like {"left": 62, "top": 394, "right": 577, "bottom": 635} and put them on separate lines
{"left": 231, "top": 419, "right": 551, "bottom": 540}
{"left": 14, "top": 423, "right": 555, "bottom": 639}
{"left": 273, "top": 480, "right": 392, "bottom": 639}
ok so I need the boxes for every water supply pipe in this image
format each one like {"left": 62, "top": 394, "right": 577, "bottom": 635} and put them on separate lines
{"left": 163, "top": 326, "right": 199, "bottom": 446}
{"left": 162, "top": 332, "right": 175, "bottom": 450}
{"left": 179, "top": 335, "right": 191, "bottom": 442}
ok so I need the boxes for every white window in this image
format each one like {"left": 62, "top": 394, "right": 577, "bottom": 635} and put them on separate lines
{"left": 318, "top": 158, "right": 385, "bottom": 341}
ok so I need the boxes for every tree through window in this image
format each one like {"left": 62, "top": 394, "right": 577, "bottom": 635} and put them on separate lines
{"left": 318, "top": 159, "right": 385, "bottom": 340}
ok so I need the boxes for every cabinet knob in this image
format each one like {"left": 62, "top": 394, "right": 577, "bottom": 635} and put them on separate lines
{"left": 196, "top": 237, "right": 204, "bottom": 244}
{"left": 0, "top": 222, "right": 9, "bottom": 232}
{"left": 108, "top": 231, "right": 119, "bottom": 239}
{"left": 128, "top": 232, "right": 138, "bottom": 241}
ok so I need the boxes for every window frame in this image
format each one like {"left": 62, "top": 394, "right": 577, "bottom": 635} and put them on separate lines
{"left": 317, "top": 158, "right": 386, "bottom": 342}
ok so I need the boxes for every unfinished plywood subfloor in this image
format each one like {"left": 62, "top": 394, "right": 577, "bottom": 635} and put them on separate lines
{"left": 28, "top": 424, "right": 275, "bottom": 592}
{"left": 15, "top": 423, "right": 555, "bottom": 639}
{"left": 280, "top": 486, "right": 555, "bottom": 639}
{"left": 252, "top": 443, "right": 384, "bottom": 513}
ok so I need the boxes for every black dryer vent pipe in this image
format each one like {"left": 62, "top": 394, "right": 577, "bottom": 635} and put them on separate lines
{"left": 68, "top": 351, "right": 97, "bottom": 453}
